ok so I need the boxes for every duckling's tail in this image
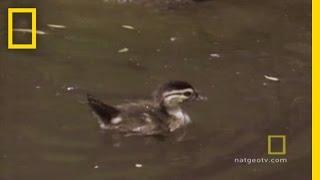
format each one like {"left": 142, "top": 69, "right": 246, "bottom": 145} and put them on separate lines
{"left": 87, "top": 94, "right": 120, "bottom": 124}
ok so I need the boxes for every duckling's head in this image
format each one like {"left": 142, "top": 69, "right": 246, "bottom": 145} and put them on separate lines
{"left": 154, "top": 81, "right": 206, "bottom": 107}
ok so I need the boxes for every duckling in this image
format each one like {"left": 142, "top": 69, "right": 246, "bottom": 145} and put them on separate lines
{"left": 87, "top": 81, "right": 206, "bottom": 136}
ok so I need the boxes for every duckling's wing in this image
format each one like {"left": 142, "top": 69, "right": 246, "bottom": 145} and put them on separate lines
{"left": 87, "top": 94, "right": 120, "bottom": 124}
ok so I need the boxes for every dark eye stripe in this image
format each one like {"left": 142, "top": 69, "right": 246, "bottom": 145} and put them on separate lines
{"left": 184, "top": 92, "right": 192, "bottom": 96}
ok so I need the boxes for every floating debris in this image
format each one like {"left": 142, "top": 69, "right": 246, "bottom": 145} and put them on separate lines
{"left": 13, "top": 28, "right": 47, "bottom": 35}
{"left": 118, "top": 48, "right": 129, "bottom": 53}
{"left": 264, "top": 75, "right": 280, "bottom": 82}
{"left": 94, "top": 165, "right": 99, "bottom": 169}
{"left": 103, "top": 0, "right": 131, "bottom": 4}
{"left": 35, "top": 85, "right": 41, "bottom": 89}
{"left": 170, "top": 37, "right": 177, "bottom": 42}
{"left": 66, "top": 86, "right": 76, "bottom": 91}
{"left": 135, "top": 163, "right": 143, "bottom": 168}
{"left": 121, "top": 25, "right": 135, "bottom": 30}
{"left": 210, "top": 53, "right": 221, "bottom": 58}
{"left": 47, "top": 24, "right": 67, "bottom": 29}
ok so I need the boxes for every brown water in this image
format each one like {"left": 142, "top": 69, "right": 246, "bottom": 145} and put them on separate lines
{"left": 0, "top": 0, "right": 311, "bottom": 179}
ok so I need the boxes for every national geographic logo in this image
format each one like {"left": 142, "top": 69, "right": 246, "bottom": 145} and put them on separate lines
{"left": 0, "top": 8, "right": 38, "bottom": 49}
{"left": 8, "top": 8, "right": 37, "bottom": 49}
{"left": 234, "top": 135, "right": 288, "bottom": 165}
{"left": 268, "top": 135, "right": 287, "bottom": 155}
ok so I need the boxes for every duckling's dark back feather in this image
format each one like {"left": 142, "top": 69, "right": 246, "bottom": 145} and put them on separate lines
{"left": 87, "top": 94, "right": 120, "bottom": 124}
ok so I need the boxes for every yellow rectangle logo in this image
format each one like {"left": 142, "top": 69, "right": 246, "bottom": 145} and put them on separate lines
{"left": 268, "top": 135, "right": 286, "bottom": 155}
{"left": 8, "top": 8, "right": 37, "bottom": 49}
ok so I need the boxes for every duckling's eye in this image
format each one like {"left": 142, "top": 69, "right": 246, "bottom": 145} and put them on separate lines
{"left": 183, "top": 92, "right": 192, "bottom": 97}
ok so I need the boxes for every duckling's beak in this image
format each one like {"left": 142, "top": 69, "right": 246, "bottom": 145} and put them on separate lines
{"left": 193, "top": 91, "right": 208, "bottom": 101}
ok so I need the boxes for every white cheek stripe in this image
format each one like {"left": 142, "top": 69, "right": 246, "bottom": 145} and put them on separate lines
{"left": 163, "top": 88, "right": 194, "bottom": 97}
{"left": 164, "top": 95, "right": 188, "bottom": 103}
